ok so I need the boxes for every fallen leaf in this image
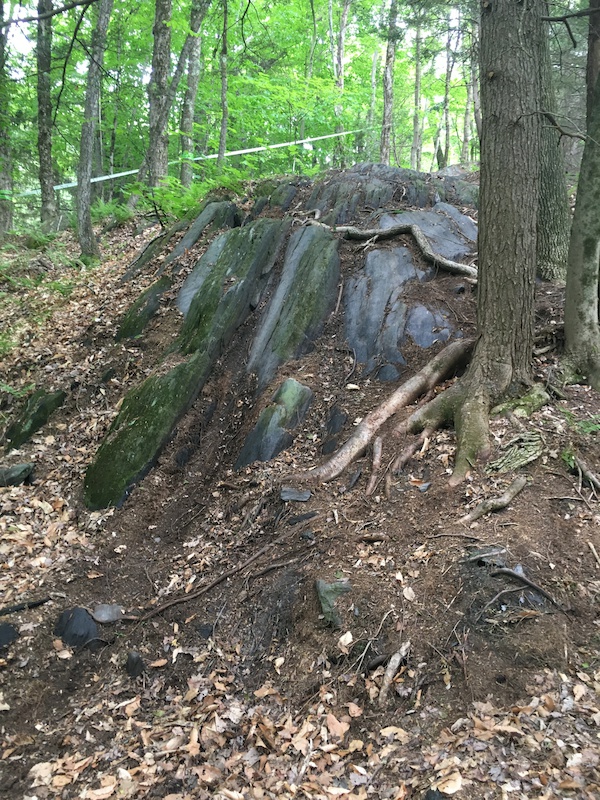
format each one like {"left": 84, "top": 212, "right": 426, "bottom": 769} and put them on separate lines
{"left": 326, "top": 713, "right": 349, "bottom": 741}
{"left": 338, "top": 631, "right": 353, "bottom": 654}
{"left": 435, "top": 771, "right": 463, "bottom": 794}
{"left": 403, "top": 586, "right": 416, "bottom": 602}
{"left": 347, "top": 702, "right": 363, "bottom": 718}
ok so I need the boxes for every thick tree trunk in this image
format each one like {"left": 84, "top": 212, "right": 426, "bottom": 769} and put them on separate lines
{"left": 77, "top": 0, "right": 113, "bottom": 259}
{"left": 0, "top": 1, "right": 12, "bottom": 234}
{"left": 408, "top": 0, "right": 543, "bottom": 484}
{"left": 217, "top": 0, "right": 228, "bottom": 168}
{"left": 564, "top": 78, "right": 600, "bottom": 387}
{"left": 537, "top": 9, "right": 569, "bottom": 282}
{"left": 587, "top": 0, "right": 600, "bottom": 121}
{"left": 410, "top": 22, "right": 422, "bottom": 171}
{"left": 380, "top": 0, "right": 398, "bottom": 165}
{"left": 37, "top": 0, "right": 56, "bottom": 228}
{"left": 148, "top": 0, "right": 172, "bottom": 187}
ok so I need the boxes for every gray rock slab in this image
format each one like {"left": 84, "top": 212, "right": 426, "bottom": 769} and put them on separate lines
{"left": 344, "top": 246, "right": 424, "bottom": 375}
{"left": 235, "top": 379, "right": 313, "bottom": 469}
{"left": 405, "top": 305, "right": 452, "bottom": 348}
{"left": 248, "top": 226, "right": 340, "bottom": 389}
{"left": 4, "top": 388, "right": 66, "bottom": 450}
{"left": 380, "top": 205, "right": 475, "bottom": 262}
{"left": 163, "top": 201, "right": 241, "bottom": 271}
{"left": 0, "top": 462, "right": 34, "bottom": 486}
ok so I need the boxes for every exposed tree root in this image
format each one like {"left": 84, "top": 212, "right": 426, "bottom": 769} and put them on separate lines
{"left": 305, "top": 339, "right": 473, "bottom": 483}
{"left": 309, "top": 220, "right": 478, "bottom": 280}
{"left": 459, "top": 475, "right": 528, "bottom": 525}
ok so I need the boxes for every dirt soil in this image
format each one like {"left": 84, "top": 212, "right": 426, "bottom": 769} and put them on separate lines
{"left": 1, "top": 196, "right": 600, "bottom": 800}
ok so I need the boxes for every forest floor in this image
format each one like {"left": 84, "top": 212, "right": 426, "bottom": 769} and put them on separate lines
{"left": 1, "top": 208, "right": 600, "bottom": 800}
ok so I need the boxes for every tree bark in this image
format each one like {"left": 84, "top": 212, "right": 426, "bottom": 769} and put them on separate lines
{"left": 537, "top": 6, "right": 569, "bottom": 282}
{"left": 407, "top": 0, "right": 543, "bottom": 484}
{"left": 563, "top": 75, "right": 600, "bottom": 388}
{"left": 0, "top": 0, "right": 12, "bottom": 233}
{"left": 148, "top": 0, "right": 172, "bottom": 186}
{"left": 76, "top": 0, "right": 113, "bottom": 259}
{"left": 380, "top": 0, "right": 399, "bottom": 165}
{"left": 470, "top": 20, "right": 482, "bottom": 141}
{"left": 587, "top": 0, "right": 600, "bottom": 122}
{"left": 461, "top": 74, "right": 473, "bottom": 163}
{"left": 410, "top": 21, "right": 422, "bottom": 171}
{"left": 441, "top": 16, "right": 455, "bottom": 169}
{"left": 37, "top": 0, "right": 57, "bottom": 228}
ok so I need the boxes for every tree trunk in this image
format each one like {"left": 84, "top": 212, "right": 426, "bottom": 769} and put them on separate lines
{"left": 299, "top": 0, "right": 318, "bottom": 141}
{"left": 37, "top": 0, "right": 57, "bottom": 229}
{"left": 407, "top": 0, "right": 543, "bottom": 484}
{"left": 441, "top": 16, "right": 455, "bottom": 169}
{"left": 180, "top": 30, "right": 201, "bottom": 187}
{"left": 537, "top": 8, "right": 569, "bottom": 282}
{"left": 410, "top": 22, "right": 422, "bottom": 171}
{"left": 587, "top": 0, "right": 600, "bottom": 121}
{"left": 77, "top": 0, "right": 113, "bottom": 259}
{"left": 564, "top": 69, "right": 600, "bottom": 386}
{"left": 367, "top": 49, "right": 378, "bottom": 159}
{"left": 461, "top": 75, "right": 473, "bottom": 163}
{"left": 380, "top": 0, "right": 398, "bottom": 165}
{"left": 217, "top": 0, "right": 228, "bottom": 168}
{"left": 0, "top": 1, "right": 12, "bottom": 234}
{"left": 470, "top": 20, "right": 482, "bottom": 141}
{"left": 148, "top": 0, "right": 172, "bottom": 187}
{"left": 333, "top": 0, "right": 352, "bottom": 167}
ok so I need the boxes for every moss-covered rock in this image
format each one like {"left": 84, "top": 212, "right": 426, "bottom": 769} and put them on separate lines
{"left": 116, "top": 275, "right": 172, "bottom": 340}
{"left": 83, "top": 352, "right": 210, "bottom": 509}
{"left": 235, "top": 379, "right": 313, "bottom": 469}
{"left": 177, "top": 217, "right": 290, "bottom": 355}
{"left": 248, "top": 226, "right": 340, "bottom": 388}
{"left": 4, "top": 388, "right": 66, "bottom": 450}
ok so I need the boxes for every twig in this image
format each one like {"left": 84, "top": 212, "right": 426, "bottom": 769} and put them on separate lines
{"left": 136, "top": 528, "right": 296, "bottom": 622}
{"left": 459, "top": 476, "right": 528, "bottom": 525}
{"left": 573, "top": 455, "right": 600, "bottom": 494}
{"left": 378, "top": 641, "right": 411, "bottom": 707}
{"left": 0, "top": 597, "right": 51, "bottom": 617}
{"left": 474, "top": 587, "right": 522, "bottom": 622}
{"left": 588, "top": 541, "right": 600, "bottom": 569}
{"left": 489, "top": 568, "right": 565, "bottom": 613}
{"left": 427, "top": 531, "right": 482, "bottom": 540}
{"left": 366, "top": 437, "right": 383, "bottom": 495}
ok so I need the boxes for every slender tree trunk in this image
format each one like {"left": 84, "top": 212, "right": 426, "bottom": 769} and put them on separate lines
{"left": 180, "top": 32, "right": 201, "bottom": 186}
{"left": 0, "top": 1, "right": 12, "bottom": 233}
{"left": 299, "top": 0, "right": 318, "bottom": 140}
{"left": 470, "top": 20, "right": 482, "bottom": 141}
{"left": 368, "top": 49, "right": 378, "bottom": 159}
{"left": 37, "top": 0, "right": 56, "bottom": 228}
{"left": 461, "top": 76, "right": 473, "bottom": 163}
{"left": 77, "top": 0, "right": 113, "bottom": 259}
{"left": 328, "top": 0, "right": 337, "bottom": 83}
{"left": 441, "top": 17, "right": 455, "bottom": 169}
{"left": 564, "top": 13, "right": 600, "bottom": 387}
{"left": 148, "top": 0, "right": 172, "bottom": 187}
{"left": 380, "top": 0, "right": 398, "bottom": 165}
{"left": 537, "top": 7, "right": 569, "bottom": 282}
{"left": 217, "top": 0, "right": 228, "bottom": 167}
{"left": 333, "top": 0, "right": 352, "bottom": 166}
{"left": 410, "top": 22, "right": 422, "bottom": 171}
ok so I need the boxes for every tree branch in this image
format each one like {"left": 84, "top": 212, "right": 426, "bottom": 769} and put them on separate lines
{"left": 1, "top": 0, "right": 98, "bottom": 28}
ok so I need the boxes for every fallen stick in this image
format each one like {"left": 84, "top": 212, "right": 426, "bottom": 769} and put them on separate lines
{"left": 573, "top": 455, "right": 600, "bottom": 493}
{"left": 459, "top": 476, "right": 528, "bottom": 525}
{"left": 588, "top": 541, "right": 600, "bottom": 569}
{"left": 489, "top": 568, "right": 565, "bottom": 612}
{"left": 305, "top": 339, "right": 473, "bottom": 483}
{"left": 366, "top": 436, "right": 383, "bottom": 495}
{"left": 378, "top": 640, "right": 411, "bottom": 707}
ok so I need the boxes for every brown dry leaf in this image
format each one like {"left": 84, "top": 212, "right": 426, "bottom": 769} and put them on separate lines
{"left": 347, "top": 702, "right": 363, "bottom": 718}
{"left": 380, "top": 726, "right": 410, "bottom": 744}
{"left": 435, "top": 771, "right": 463, "bottom": 794}
{"left": 326, "top": 713, "right": 350, "bottom": 741}
{"left": 403, "top": 586, "right": 416, "bottom": 602}
{"left": 149, "top": 658, "right": 168, "bottom": 668}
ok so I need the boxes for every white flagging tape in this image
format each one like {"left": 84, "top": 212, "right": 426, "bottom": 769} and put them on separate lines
{"left": 17, "top": 129, "right": 363, "bottom": 197}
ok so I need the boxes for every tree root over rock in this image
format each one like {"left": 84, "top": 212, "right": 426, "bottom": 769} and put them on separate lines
{"left": 304, "top": 339, "right": 474, "bottom": 484}
{"left": 310, "top": 220, "right": 478, "bottom": 280}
